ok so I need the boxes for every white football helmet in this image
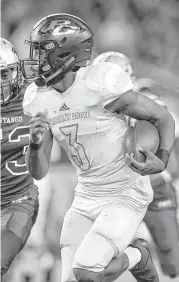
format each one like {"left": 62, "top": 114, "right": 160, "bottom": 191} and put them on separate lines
{"left": 0, "top": 38, "right": 22, "bottom": 105}
{"left": 91, "top": 51, "right": 136, "bottom": 82}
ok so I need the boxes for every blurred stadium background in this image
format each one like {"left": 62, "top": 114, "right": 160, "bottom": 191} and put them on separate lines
{"left": 1, "top": 0, "right": 179, "bottom": 281}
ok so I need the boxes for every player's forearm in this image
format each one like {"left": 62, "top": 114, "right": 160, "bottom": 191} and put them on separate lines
{"left": 121, "top": 92, "right": 175, "bottom": 166}
{"left": 26, "top": 145, "right": 50, "bottom": 180}
{"left": 154, "top": 111, "right": 175, "bottom": 165}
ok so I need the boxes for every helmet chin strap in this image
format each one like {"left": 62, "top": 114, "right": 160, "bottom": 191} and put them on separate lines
{"left": 35, "top": 56, "right": 76, "bottom": 87}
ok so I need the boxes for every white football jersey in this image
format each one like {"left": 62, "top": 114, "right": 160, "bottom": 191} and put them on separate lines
{"left": 23, "top": 62, "right": 152, "bottom": 198}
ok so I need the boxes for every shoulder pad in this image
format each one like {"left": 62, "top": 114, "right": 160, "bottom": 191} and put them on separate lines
{"left": 86, "top": 62, "right": 133, "bottom": 94}
{"left": 85, "top": 62, "right": 113, "bottom": 91}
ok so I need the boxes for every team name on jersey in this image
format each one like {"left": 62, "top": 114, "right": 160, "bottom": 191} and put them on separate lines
{"left": 0, "top": 116, "right": 23, "bottom": 124}
{"left": 51, "top": 111, "right": 90, "bottom": 126}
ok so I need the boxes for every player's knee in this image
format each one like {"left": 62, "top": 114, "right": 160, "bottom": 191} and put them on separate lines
{"left": 73, "top": 232, "right": 116, "bottom": 272}
{"left": 73, "top": 268, "right": 102, "bottom": 282}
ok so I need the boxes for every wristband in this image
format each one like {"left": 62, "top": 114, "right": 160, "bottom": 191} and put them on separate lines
{"left": 156, "top": 149, "right": 170, "bottom": 167}
{"left": 30, "top": 141, "right": 43, "bottom": 150}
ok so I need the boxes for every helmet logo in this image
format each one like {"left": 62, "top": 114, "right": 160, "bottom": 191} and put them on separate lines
{"left": 45, "top": 42, "right": 55, "bottom": 50}
{"left": 52, "top": 25, "right": 78, "bottom": 36}
{"left": 40, "top": 20, "right": 78, "bottom": 36}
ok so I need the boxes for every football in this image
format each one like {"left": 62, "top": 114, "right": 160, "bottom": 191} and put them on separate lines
{"left": 122, "top": 120, "right": 160, "bottom": 163}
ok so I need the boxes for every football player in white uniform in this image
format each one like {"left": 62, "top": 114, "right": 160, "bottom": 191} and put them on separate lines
{"left": 22, "top": 14, "right": 175, "bottom": 282}
{"left": 93, "top": 51, "right": 179, "bottom": 278}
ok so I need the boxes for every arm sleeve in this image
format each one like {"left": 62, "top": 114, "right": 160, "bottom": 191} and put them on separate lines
{"left": 85, "top": 62, "right": 134, "bottom": 106}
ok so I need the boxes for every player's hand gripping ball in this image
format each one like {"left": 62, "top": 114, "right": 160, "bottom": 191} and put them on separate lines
{"left": 123, "top": 120, "right": 165, "bottom": 175}
{"left": 29, "top": 109, "right": 50, "bottom": 144}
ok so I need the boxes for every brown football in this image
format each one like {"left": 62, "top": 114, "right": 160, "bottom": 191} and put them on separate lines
{"left": 122, "top": 120, "right": 160, "bottom": 163}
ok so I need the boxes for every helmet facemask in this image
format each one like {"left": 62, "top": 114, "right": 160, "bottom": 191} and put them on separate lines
{"left": 22, "top": 40, "right": 80, "bottom": 86}
{"left": 21, "top": 41, "right": 48, "bottom": 82}
{"left": 0, "top": 63, "right": 21, "bottom": 106}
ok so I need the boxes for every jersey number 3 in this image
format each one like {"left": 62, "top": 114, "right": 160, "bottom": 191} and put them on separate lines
{"left": 1, "top": 126, "right": 30, "bottom": 175}
{"left": 60, "top": 124, "right": 90, "bottom": 171}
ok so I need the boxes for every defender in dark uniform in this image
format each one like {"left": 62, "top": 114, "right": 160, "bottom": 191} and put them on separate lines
{"left": 0, "top": 38, "right": 39, "bottom": 281}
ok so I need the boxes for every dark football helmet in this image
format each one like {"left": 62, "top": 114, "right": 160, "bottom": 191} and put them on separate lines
{"left": 0, "top": 38, "right": 22, "bottom": 106}
{"left": 22, "top": 13, "right": 94, "bottom": 86}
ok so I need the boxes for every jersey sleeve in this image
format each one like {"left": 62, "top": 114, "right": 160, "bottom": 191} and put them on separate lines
{"left": 85, "top": 62, "right": 134, "bottom": 106}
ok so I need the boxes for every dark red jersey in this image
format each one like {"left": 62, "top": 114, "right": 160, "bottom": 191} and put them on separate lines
{"left": 1, "top": 90, "right": 38, "bottom": 206}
